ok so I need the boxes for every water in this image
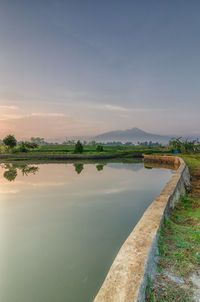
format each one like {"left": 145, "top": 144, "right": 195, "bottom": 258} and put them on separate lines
{"left": 0, "top": 161, "right": 173, "bottom": 302}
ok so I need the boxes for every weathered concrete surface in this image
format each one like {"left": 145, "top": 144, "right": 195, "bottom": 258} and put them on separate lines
{"left": 94, "top": 156, "right": 190, "bottom": 302}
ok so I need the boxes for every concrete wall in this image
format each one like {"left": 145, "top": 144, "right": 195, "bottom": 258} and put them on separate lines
{"left": 94, "top": 156, "right": 190, "bottom": 302}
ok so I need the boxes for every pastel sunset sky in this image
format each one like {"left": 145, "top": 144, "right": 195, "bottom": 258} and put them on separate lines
{"left": 1, "top": 1, "right": 200, "bottom": 140}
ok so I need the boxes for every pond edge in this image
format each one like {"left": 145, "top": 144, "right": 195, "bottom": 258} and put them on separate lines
{"left": 94, "top": 156, "right": 190, "bottom": 302}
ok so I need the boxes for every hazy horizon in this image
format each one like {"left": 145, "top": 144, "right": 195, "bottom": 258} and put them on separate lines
{"left": 1, "top": 1, "right": 200, "bottom": 139}
{"left": 0, "top": 126, "right": 198, "bottom": 144}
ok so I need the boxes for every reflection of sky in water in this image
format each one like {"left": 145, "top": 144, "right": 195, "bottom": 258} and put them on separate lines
{"left": 0, "top": 163, "right": 173, "bottom": 302}
{"left": 107, "top": 162, "right": 144, "bottom": 172}
{"left": 0, "top": 163, "right": 171, "bottom": 199}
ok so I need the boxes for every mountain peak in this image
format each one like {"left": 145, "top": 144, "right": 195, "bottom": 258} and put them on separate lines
{"left": 129, "top": 127, "right": 147, "bottom": 133}
{"left": 94, "top": 127, "right": 170, "bottom": 144}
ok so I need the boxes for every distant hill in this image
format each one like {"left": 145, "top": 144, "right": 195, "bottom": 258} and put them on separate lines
{"left": 94, "top": 127, "right": 171, "bottom": 144}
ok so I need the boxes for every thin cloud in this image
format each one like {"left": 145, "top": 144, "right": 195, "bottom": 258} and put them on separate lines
{"left": 97, "top": 104, "right": 168, "bottom": 113}
{"left": 31, "top": 112, "right": 67, "bottom": 117}
{"left": 104, "top": 104, "right": 128, "bottom": 112}
{"left": 0, "top": 105, "right": 19, "bottom": 110}
{"left": 0, "top": 112, "right": 68, "bottom": 121}
{"left": 0, "top": 114, "right": 24, "bottom": 121}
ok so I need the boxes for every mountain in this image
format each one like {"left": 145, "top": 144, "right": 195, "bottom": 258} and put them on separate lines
{"left": 94, "top": 127, "right": 171, "bottom": 144}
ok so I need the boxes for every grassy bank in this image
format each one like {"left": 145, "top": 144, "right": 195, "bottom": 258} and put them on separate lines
{"left": 0, "top": 152, "right": 144, "bottom": 162}
{"left": 145, "top": 154, "right": 200, "bottom": 302}
{"left": 0, "top": 145, "right": 170, "bottom": 161}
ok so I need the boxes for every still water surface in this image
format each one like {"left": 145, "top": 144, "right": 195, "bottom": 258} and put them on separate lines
{"left": 0, "top": 162, "right": 173, "bottom": 302}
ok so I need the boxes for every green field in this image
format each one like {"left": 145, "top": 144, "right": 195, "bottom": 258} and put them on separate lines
{"left": 0, "top": 143, "right": 171, "bottom": 158}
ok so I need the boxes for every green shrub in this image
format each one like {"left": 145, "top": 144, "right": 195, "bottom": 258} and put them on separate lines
{"left": 96, "top": 145, "right": 104, "bottom": 152}
{"left": 12, "top": 146, "right": 20, "bottom": 153}
{"left": 19, "top": 142, "right": 28, "bottom": 153}
{"left": 23, "top": 141, "right": 38, "bottom": 149}
{"left": 74, "top": 141, "right": 83, "bottom": 153}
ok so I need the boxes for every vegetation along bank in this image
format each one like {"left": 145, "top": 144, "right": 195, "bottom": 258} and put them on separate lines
{"left": 145, "top": 154, "right": 200, "bottom": 302}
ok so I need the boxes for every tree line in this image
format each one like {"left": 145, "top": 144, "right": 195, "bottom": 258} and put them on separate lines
{"left": 1, "top": 135, "right": 104, "bottom": 154}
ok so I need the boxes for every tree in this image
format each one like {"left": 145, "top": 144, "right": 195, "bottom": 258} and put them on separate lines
{"left": 169, "top": 137, "right": 198, "bottom": 153}
{"left": 96, "top": 145, "right": 104, "bottom": 152}
{"left": 3, "top": 135, "right": 17, "bottom": 149}
{"left": 19, "top": 142, "right": 28, "bottom": 153}
{"left": 182, "top": 140, "right": 194, "bottom": 153}
{"left": 30, "top": 137, "right": 44, "bottom": 145}
{"left": 169, "top": 137, "right": 182, "bottom": 152}
{"left": 74, "top": 141, "right": 83, "bottom": 153}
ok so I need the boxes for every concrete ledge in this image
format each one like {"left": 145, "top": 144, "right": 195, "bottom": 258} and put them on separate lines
{"left": 94, "top": 156, "right": 190, "bottom": 302}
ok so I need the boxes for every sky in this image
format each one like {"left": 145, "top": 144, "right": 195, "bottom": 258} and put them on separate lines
{"left": 1, "top": 0, "right": 200, "bottom": 140}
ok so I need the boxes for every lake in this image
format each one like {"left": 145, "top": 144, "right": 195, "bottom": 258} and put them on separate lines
{"left": 0, "top": 161, "right": 173, "bottom": 302}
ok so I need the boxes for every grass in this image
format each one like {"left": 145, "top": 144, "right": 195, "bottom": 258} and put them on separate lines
{"left": 0, "top": 144, "right": 170, "bottom": 159}
{"left": 181, "top": 154, "right": 200, "bottom": 173}
{"left": 146, "top": 276, "right": 193, "bottom": 302}
{"left": 145, "top": 196, "right": 200, "bottom": 301}
{"left": 145, "top": 154, "right": 200, "bottom": 302}
{"left": 158, "top": 195, "right": 200, "bottom": 276}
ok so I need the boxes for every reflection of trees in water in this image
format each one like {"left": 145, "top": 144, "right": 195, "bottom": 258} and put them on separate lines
{"left": 4, "top": 168, "right": 18, "bottom": 182}
{"left": 73, "top": 163, "right": 107, "bottom": 174}
{"left": 2, "top": 163, "right": 39, "bottom": 182}
{"left": 144, "top": 165, "right": 153, "bottom": 170}
{"left": 17, "top": 165, "right": 39, "bottom": 176}
{"left": 73, "top": 163, "right": 84, "bottom": 174}
{"left": 96, "top": 164, "right": 106, "bottom": 171}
